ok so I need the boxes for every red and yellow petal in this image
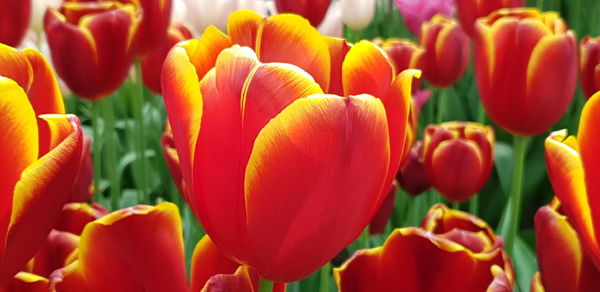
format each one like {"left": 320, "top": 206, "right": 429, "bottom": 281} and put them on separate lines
{"left": 325, "top": 37, "right": 351, "bottom": 96}
{"left": 77, "top": 203, "right": 187, "bottom": 292}
{"left": 48, "top": 260, "right": 87, "bottom": 292}
{"left": 227, "top": 10, "right": 262, "bottom": 48}
{"left": 0, "top": 115, "right": 82, "bottom": 283}
{"left": 185, "top": 26, "right": 232, "bottom": 81}
{"left": 342, "top": 40, "right": 394, "bottom": 99}
{"left": 55, "top": 202, "right": 108, "bottom": 236}
{"left": 29, "top": 230, "right": 79, "bottom": 278}
{"left": 256, "top": 13, "right": 331, "bottom": 91}
{"left": 244, "top": 94, "right": 389, "bottom": 282}
{"left": 0, "top": 272, "right": 48, "bottom": 292}
{"left": 201, "top": 266, "right": 254, "bottom": 292}
{"left": 190, "top": 235, "right": 240, "bottom": 292}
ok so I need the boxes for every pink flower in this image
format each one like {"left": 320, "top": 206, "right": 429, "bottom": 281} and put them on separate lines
{"left": 394, "top": 0, "right": 455, "bottom": 35}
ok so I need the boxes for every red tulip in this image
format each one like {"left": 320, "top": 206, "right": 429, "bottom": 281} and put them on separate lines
{"left": 397, "top": 141, "right": 430, "bottom": 196}
{"left": 274, "top": 0, "right": 332, "bottom": 27}
{"left": 141, "top": 23, "right": 193, "bottom": 94}
{"left": 580, "top": 36, "right": 600, "bottom": 99}
{"left": 334, "top": 204, "right": 514, "bottom": 291}
{"left": 415, "top": 15, "right": 470, "bottom": 88}
{"left": 544, "top": 91, "right": 600, "bottom": 272}
{"left": 161, "top": 10, "right": 418, "bottom": 282}
{"left": 55, "top": 203, "right": 108, "bottom": 236}
{"left": 44, "top": 2, "right": 140, "bottom": 100}
{"left": 422, "top": 122, "right": 495, "bottom": 202}
{"left": 474, "top": 8, "right": 577, "bottom": 136}
{"left": 0, "top": 0, "right": 31, "bottom": 46}
{"left": 374, "top": 38, "right": 421, "bottom": 75}
{"left": 533, "top": 199, "right": 600, "bottom": 292}
{"left": 456, "top": 0, "right": 524, "bottom": 37}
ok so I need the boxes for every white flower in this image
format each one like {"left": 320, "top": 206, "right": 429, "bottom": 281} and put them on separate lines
{"left": 341, "top": 0, "right": 376, "bottom": 30}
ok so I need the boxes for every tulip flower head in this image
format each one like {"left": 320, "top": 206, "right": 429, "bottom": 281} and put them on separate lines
{"left": 456, "top": 0, "right": 524, "bottom": 37}
{"left": 423, "top": 122, "right": 495, "bottom": 203}
{"left": 161, "top": 10, "right": 419, "bottom": 282}
{"left": 335, "top": 204, "right": 514, "bottom": 291}
{"left": 275, "top": 0, "right": 331, "bottom": 27}
{"left": 375, "top": 38, "right": 421, "bottom": 76}
{"left": 545, "top": 91, "right": 600, "bottom": 273}
{"left": 415, "top": 14, "right": 469, "bottom": 88}
{"left": 394, "top": 0, "right": 455, "bottom": 36}
{"left": 0, "top": 0, "right": 31, "bottom": 46}
{"left": 580, "top": 36, "right": 600, "bottom": 99}
{"left": 44, "top": 2, "right": 141, "bottom": 100}
{"left": 474, "top": 8, "right": 577, "bottom": 136}
{"left": 397, "top": 141, "right": 430, "bottom": 196}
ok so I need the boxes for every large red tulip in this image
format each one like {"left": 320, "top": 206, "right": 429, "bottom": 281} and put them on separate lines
{"left": 334, "top": 204, "right": 514, "bottom": 291}
{"left": 474, "top": 9, "right": 577, "bottom": 136}
{"left": 0, "top": 45, "right": 85, "bottom": 283}
{"left": 0, "top": 0, "right": 31, "bottom": 46}
{"left": 456, "top": 0, "right": 525, "bottom": 37}
{"left": 161, "top": 10, "right": 418, "bottom": 282}
{"left": 532, "top": 199, "right": 600, "bottom": 292}
{"left": 545, "top": 91, "right": 600, "bottom": 272}
{"left": 274, "top": 0, "right": 331, "bottom": 27}
{"left": 44, "top": 2, "right": 140, "bottom": 100}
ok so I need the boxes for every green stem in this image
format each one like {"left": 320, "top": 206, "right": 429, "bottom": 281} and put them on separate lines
{"left": 451, "top": 202, "right": 460, "bottom": 210}
{"left": 91, "top": 101, "right": 102, "bottom": 199}
{"left": 476, "top": 100, "right": 486, "bottom": 124}
{"left": 133, "top": 62, "right": 149, "bottom": 203}
{"left": 258, "top": 277, "right": 274, "bottom": 292}
{"left": 319, "top": 262, "right": 331, "bottom": 292}
{"left": 102, "top": 97, "right": 121, "bottom": 210}
{"left": 358, "top": 228, "right": 369, "bottom": 249}
{"left": 505, "top": 135, "right": 529, "bottom": 255}
{"left": 469, "top": 194, "right": 479, "bottom": 215}
{"left": 436, "top": 89, "right": 447, "bottom": 123}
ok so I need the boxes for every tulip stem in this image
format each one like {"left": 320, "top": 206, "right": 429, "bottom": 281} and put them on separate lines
{"left": 133, "top": 62, "right": 149, "bottom": 203}
{"left": 259, "top": 277, "right": 273, "bottom": 292}
{"left": 469, "top": 194, "right": 479, "bottom": 215}
{"left": 319, "top": 262, "right": 331, "bottom": 292}
{"left": 91, "top": 101, "right": 102, "bottom": 200}
{"left": 506, "top": 135, "right": 529, "bottom": 255}
{"left": 436, "top": 89, "right": 447, "bottom": 123}
{"left": 102, "top": 96, "right": 121, "bottom": 210}
{"left": 359, "top": 228, "right": 369, "bottom": 249}
{"left": 451, "top": 202, "right": 460, "bottom": 210}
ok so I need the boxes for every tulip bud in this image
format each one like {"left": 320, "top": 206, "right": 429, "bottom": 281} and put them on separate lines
{"left": 44, "top": 2, "right": 141, "bottom": 100}
{"left": 376, "top": 38, "right": 421, "bottom": 75}
{"left": 394, "top": 0, "right": 454, "bottom": 36}
{"left": 415, "top": 15, "right": 470, "bottom": 88}
{"left": 474, "top": 9, "right": 577, "bottom": 136}
{"left": 456, "top": 0, "right": 524, "bottom": 37}
{"left": 0, "top": 0, "right": 31, "bottom": 46}
{"left": 397, "top": 141, "right": 430, "bottom": 196}
{"left": 275, "top": 0, "right": 331, "bottom": 27}
{"left": 141, "top": 23, "right": 193, "bottom": 94}
{"left": 580, "top": 36, "right": 600, "bottom": 99}
{"left": 422, "top": 122, "right": 494, "bottom": 202}
{"left": 341, "top": 0, "right": 376, "bottom": 31}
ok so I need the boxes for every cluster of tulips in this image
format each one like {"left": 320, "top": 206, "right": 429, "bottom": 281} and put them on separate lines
{"left": 1, "top": 0, "right": 600, "bottom": 291}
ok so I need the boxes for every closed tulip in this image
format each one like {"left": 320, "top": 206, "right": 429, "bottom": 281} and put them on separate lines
{"left": 545, "top": 91, "right": 600, "bottom": 272}
{"left": 341, "top": 0, "right": 376, "bottom": 30}
{"left": 397, "top": 141, "right": 430, "bottom": 196}
{"left": 394, "top": 0, "right": 454, "bottom": 36}
{"left": 474, "top": 9, "right": 577, "bottom": 136}
{"left": 532, "top": 199, "right": 600, "bottom": 292}
{"left": 423, "top": 122, "right": 494, "bottom": 202}
{"left": 0, "top": 0, "right": 31, "bottom": 46}
{"left": 161, "top": 10, "right": 418, "bottom": 282}
{"left": 44, "top": 2, "right": 140, "bottom": 100}
{"left": 456, "top": 0, "right": 524, "bottom": 37}
{"left": 334, "top": 204, "right": 514, "bottom": 291}
{"left": 415, "top": 15, "right": 469, "bottom": 88}
{"left": 580, "top": 36, "right": 600, "bottom": 99}
{"left": 275, "top": 0, "right": 331, "bottom": 27}
{"left": 141, "top": 23, "right": 193, "bottom": 94}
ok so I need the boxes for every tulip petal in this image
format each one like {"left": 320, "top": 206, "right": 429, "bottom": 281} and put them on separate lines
{"left": 201, "top": 266, "right": 254, "bottom": 292}
{"left": 0, "top": 77, "right": 39, "bottom": 271}
{"left": 256, "top": 13, "right": 331, "bottom": 91}
{"left": 77, "top": 203, "right": 187, "bottom": 292}
{"left": 190, "top": 235, "right": 239, "bottom": 292}
{"left": 245, "top": 94, "right": 390, "bottom": 281}
{"left": 545, "top": 130, "right": 600, "bottom": 266}
{"left": 186, "top": 26, "right": 233, "bottom": 81}
{"left": 530, "top": 272, "right": 545, "bottom": 292}
{"left": 48, "top": 260, "right": 87, "bottom": 292}
{"left": 0, "top": 115, "right": 82, "bottom": 282}
{"left": 0, "top": 272, "right": 48, "bottom": 292}
{"left": 30, "top": 230, "right": 79, "bottom": 278}
{"left": 342, "top": 40, "right": 394, "bottom": 99}
{"left": 325, "top": 37, "right": 350, "bottom": 96}
{"left": 228, "top": 10, "right": 262, "bottom": 48}
{"left": 55, "top": 202, "right": 108, "bottom": 236}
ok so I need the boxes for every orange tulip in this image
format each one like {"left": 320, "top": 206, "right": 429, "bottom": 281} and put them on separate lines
{"left": 161, "top": 10, "right": 418, "bottom": 282}
{"left": 0, "top": 45, "right": 85, "bottom": 283}
{"left": 532, "top": 199, "right": 600, "bottom": 292}
{"left": 397, "top": 141, "right": 430, "bottom": 196}
{"left": 334, "top": 204, "right": 514, "bottom": 291}
{"left": 415, "top": 15, "right": 470, "bottom": 88}
{"left": 0, "top": 0, "right": 31, "bottom": 47}
{"left": 544, "top": 91, "right": 600, "bottom": 272}
{"left": 49, "top": 203, "right": 285, "bottom": 292}
{"left": 422, "top": 122, "right": 495, "bottom": 202}
{"left": 141, "top": 23, "right": 193, "bottom": 94}
{"left": 274, "top": 0, "right": 331, "bottom": 27}
{"left": 456, "top": 0, "right": 524, "bottom": 37}
{"left": 474, "top": 9, "right": 577, "bottom": 136}
{"left": 44, "top": 2, "right": 140, "bottom": 100}
{"left": 580, "top": 36, "right": 600, "bottom": 99}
